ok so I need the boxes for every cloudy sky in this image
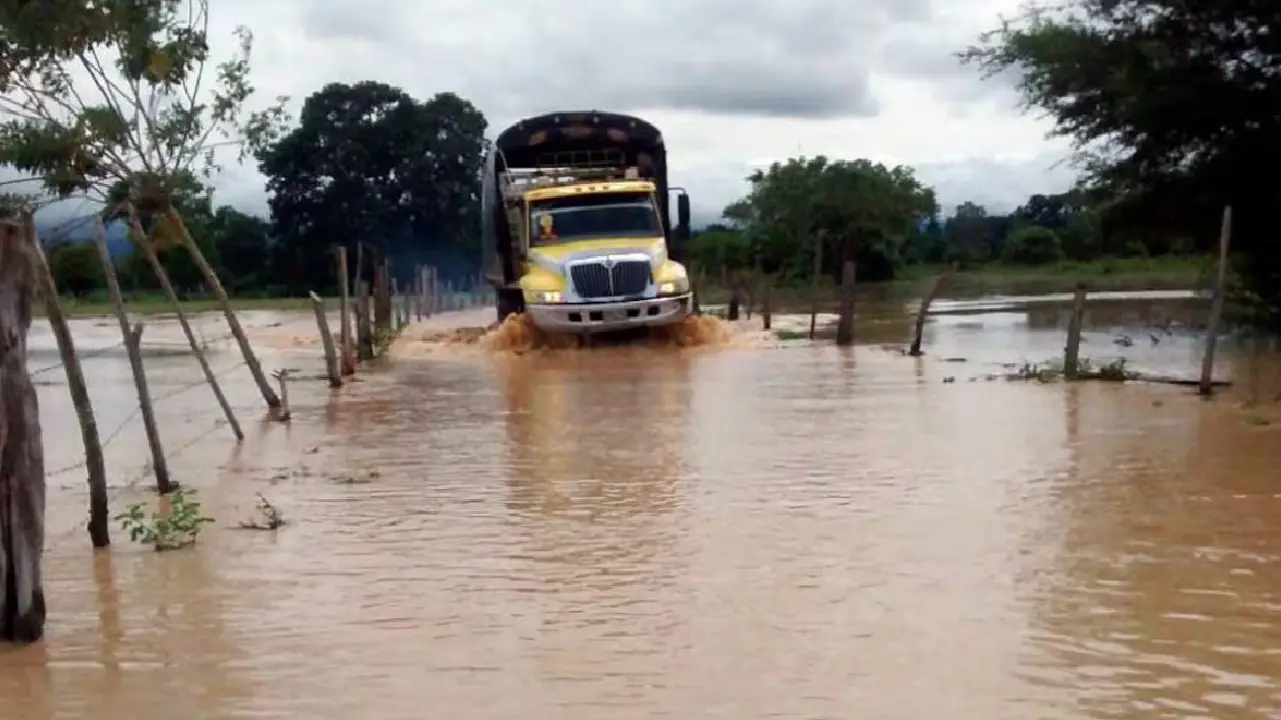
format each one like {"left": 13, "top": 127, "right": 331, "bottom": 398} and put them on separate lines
{"left": 25, "top": 0, "right": 1081, "bottom": 226}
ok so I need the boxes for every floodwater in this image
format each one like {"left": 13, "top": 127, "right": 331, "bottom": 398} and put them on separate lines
{"left": 3, "top": 290, "right": 1281, "bottom": 719}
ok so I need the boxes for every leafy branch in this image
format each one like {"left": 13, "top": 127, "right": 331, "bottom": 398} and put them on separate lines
{"left": 0, "top": 0, "right": 290, "bottom": 206}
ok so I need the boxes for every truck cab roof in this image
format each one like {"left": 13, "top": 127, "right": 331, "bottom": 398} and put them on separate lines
{"left": 494, "top": 110, "right": 665, "bottom": 171}
{"left": 523, "top": 179, "right": 657, "bottom": 203}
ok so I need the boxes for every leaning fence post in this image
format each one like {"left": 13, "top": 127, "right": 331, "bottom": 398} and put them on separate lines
{"left": 21, "top": 212, "right": 109, "bottom": 547}
{"left": 310, "top": 292, "right": 342, "bottom": 388}
{"left": 94, "top": 218, "right": 171, "bottom": 494}
{"left": 1199, "top": 206, "right": 1232, "bottom": 396}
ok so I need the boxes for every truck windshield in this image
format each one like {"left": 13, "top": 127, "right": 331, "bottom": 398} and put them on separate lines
{"left": 529, "top": 191, "right": 661, "bottom": 246}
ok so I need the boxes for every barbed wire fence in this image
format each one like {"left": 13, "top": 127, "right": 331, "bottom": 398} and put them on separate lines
{"left": 39, "top": 366, "right": 265, "bottom": 548}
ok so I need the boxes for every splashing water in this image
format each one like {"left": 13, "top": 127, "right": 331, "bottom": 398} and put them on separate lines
{"left": 478, "top": 312, "right": 737, "bottom": 353}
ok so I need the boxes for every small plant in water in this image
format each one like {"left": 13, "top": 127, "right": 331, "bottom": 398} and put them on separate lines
{"left": 239, "top": 493, "right": 286, "bottom": 530}
{"left": 116, "top": 487, "right": 215, "bottom": 551}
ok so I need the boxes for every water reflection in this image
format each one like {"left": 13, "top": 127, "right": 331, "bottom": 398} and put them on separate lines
{"left": 499, "top": 349, "right": 692, "bottom": 520}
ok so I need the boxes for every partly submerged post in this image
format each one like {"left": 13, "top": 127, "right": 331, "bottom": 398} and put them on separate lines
{"left": 22, "top": 213, "right": 109, "bottom": 547}
{"left": 310, "top": 292, "right": 342, "bottom": 388}
{"left": 908, "top": 272, "right": 949, "bottom": 356}
{"left": 336, "top": 246, "right": 354, "bottom": 375}
{"left": 0, "top": 218, "right": 48, "bottom": 643}
{"left": 1063, "top": 283, "right": 1088, "bottom": 381}
{"left": 93, "top": 219, "right": 171, "bottom": 494}
{"left": 1199, "top": 206, "right": 1232, "bottom": 397}
{"left": 835, "top": 257, "right": 857, "bottom": 346}
{"left": 272, "top": 369, "right": 291, "bottom": 421}
{"left": 128, "top": 208, "right": 242, "bottom": 441}
{"left": 356, "top": 281, "right": 374, "bottom": 361}
{"left": 761, "top": 275, "right": 773, "bottom": 331}
{"left": 809, "top": 231, "right": 824, "bottom": 340}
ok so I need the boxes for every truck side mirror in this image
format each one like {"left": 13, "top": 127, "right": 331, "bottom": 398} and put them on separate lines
{"left": 677, "top": 193, "right": 691, "bottom": 238}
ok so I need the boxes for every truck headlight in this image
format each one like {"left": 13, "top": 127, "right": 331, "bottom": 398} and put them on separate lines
{"left": 528, "top": 290, "right": 563, "bottom": 303}
{"left": 657, "top": 277, "right": 689, "bottom": 295}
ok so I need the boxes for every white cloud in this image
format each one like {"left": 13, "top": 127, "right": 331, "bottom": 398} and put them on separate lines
{"left": 7, "top": 0, "right": 1079, "bottom": 225}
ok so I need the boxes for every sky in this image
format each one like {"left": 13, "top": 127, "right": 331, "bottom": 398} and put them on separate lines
{"left": 15, "top": 0, "right": 1082, "bottom": 228}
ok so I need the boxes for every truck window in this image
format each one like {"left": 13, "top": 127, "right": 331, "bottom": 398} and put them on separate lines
{"left": 529, "top": 191, "right": 661, "bottom": 246}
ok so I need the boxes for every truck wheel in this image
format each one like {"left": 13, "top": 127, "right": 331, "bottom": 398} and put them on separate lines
{"left": 496, "top": 289, "right": 524, "bottom": 323}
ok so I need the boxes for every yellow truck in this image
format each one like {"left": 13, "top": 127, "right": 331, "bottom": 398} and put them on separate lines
{"left": 480, "top": 111, "right": 694, "bottom": 333}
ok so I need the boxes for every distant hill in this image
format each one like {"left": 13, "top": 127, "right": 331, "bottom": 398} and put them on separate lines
{"left": 34, "top": 214, "right": 133, "bottom": 260}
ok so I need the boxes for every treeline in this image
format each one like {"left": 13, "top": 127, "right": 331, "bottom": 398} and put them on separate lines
{"left": 687, "top": 157, "right": 1201, "bottom": 286}
{"left": 41, "top": 0, "right": 1281, "bottom": 333}
{"left": 47, "top": 80, "right": 491, "bottom": 299}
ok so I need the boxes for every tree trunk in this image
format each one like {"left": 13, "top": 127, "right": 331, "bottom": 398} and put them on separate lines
{"left": 92, "top": 219, "right": 171, "bottom": 494}
{"left": 129, "top": 210, "right": 242, "bottom": 440}
{"left": 164, "top": 203, "right": 280, "bottom": 409}
{"left": 22, "top": 214, "right": 109, "bottom": 547}
{"left": 0, "top": 219, "right": 48, "bottom": 643}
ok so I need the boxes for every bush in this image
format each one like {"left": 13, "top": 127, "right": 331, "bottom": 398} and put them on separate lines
{"left": 1002, "top": 226, "right": 1064, "bottom": 265}
{"left": 47, "top": 242, "right": 105, "bottom": 296}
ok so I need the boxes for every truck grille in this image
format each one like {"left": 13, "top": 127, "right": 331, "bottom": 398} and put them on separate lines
{"left": 570, "top": 260, "right": 651, "bottom": 299}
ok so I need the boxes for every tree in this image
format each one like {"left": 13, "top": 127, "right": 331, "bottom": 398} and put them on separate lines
{"left": 1003, "top": 225, "right": 1064, "bottom": 265}
{"left": 962, "top": 0, "right": 1281, "bottom": 324}
{"left": 257, "top": 82, "right": 488, "bottom": 293}
{"left": 47, "top": 242, "right": 104, "bottom": 296}
{"left": 944, "top": 202, "right": 993, "bottom": 266}
{"left": 1, "top": 0, "right": 289, "bottom": 412}
{"left": 207, "top": 206, "right": 271, "bottom": 293}
{"left": 716, "top": 156, "right": 937, "bottom": 283}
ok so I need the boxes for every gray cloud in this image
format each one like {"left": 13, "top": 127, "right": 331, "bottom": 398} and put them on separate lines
{"left": 1, "top": 0, "right": 1074, "bottom": 229}
{"left": 297, "top": 0, "right": 945, "bottom": 121}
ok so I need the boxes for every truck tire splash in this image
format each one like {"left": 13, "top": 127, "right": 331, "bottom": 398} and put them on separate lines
{"left": 480, "top": 313, "right": 733, "bottom": 353}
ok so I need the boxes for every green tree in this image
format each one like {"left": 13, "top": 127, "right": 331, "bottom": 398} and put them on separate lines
{"left": 1003, "top": 225, "right": 1064, "bottom": 265}
{"left": 46, "top": 242, "right": 105, "bottom": 297}
{"left": 725, "top": 156, "right": 937, "bottom": 283}
{"left": 208, "top": 206, "right": 272, "bottom": 293}
{"left": 943, "top": 202, "right": 993, "bottom": 266}
{"left": 257, "top": 82, "right": 487, "bottom": 293}
{"left": 962, "top": 0, "right": 1281, "bottom": 324}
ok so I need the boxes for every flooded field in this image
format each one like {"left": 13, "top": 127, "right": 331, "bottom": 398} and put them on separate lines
{"left": 3, "top": 290, "right": 1281, "bottom": 719}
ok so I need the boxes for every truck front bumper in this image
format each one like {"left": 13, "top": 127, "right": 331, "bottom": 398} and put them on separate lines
{"left": 526, "top": 294, "right": 692, "bottom": 334}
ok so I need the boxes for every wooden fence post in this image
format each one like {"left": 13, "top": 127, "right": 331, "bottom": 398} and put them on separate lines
{"left": 310, "top": 292, "right": 342, "bottom": 388}
{"left": 93, "top": 219, "right": 171, "bottom": 494}
{"left": 761, "top": 275, "right": 773, "bottom": 331}
{"left": 336, "top": 246, "right": 353, "bottom": 375}
{"left": 1199, "top": 206, "right": 1232, "bottom": 396}
{"left": 908, "top": 272, "right": 949, "bottom": 356}
{"left": 357, "top": 281, "right": 374, "bottom": 361}
{"left": 272, "top": 369, "right": 291, "bottom": 421}
{"left": 0, "top": 218, "right": 48, "bottom": 642}
{"left": 1064, "top": 283, "right": 1088, "bottom": 381}
{"left": 128, "top": 208, "right": 242, "bottom": 440}
{"left": 835, "top": 257, "right": 857, "bottom": 346}
{"left": 21, "top": 213, "right": 109, "bottom": 547}
{"left": 809, "top": 231, "right": 824, "bottom": 340}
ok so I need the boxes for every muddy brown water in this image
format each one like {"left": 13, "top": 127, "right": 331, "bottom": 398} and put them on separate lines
{"left": 4, "top": 292, "right": 1281, "bottom": 719}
